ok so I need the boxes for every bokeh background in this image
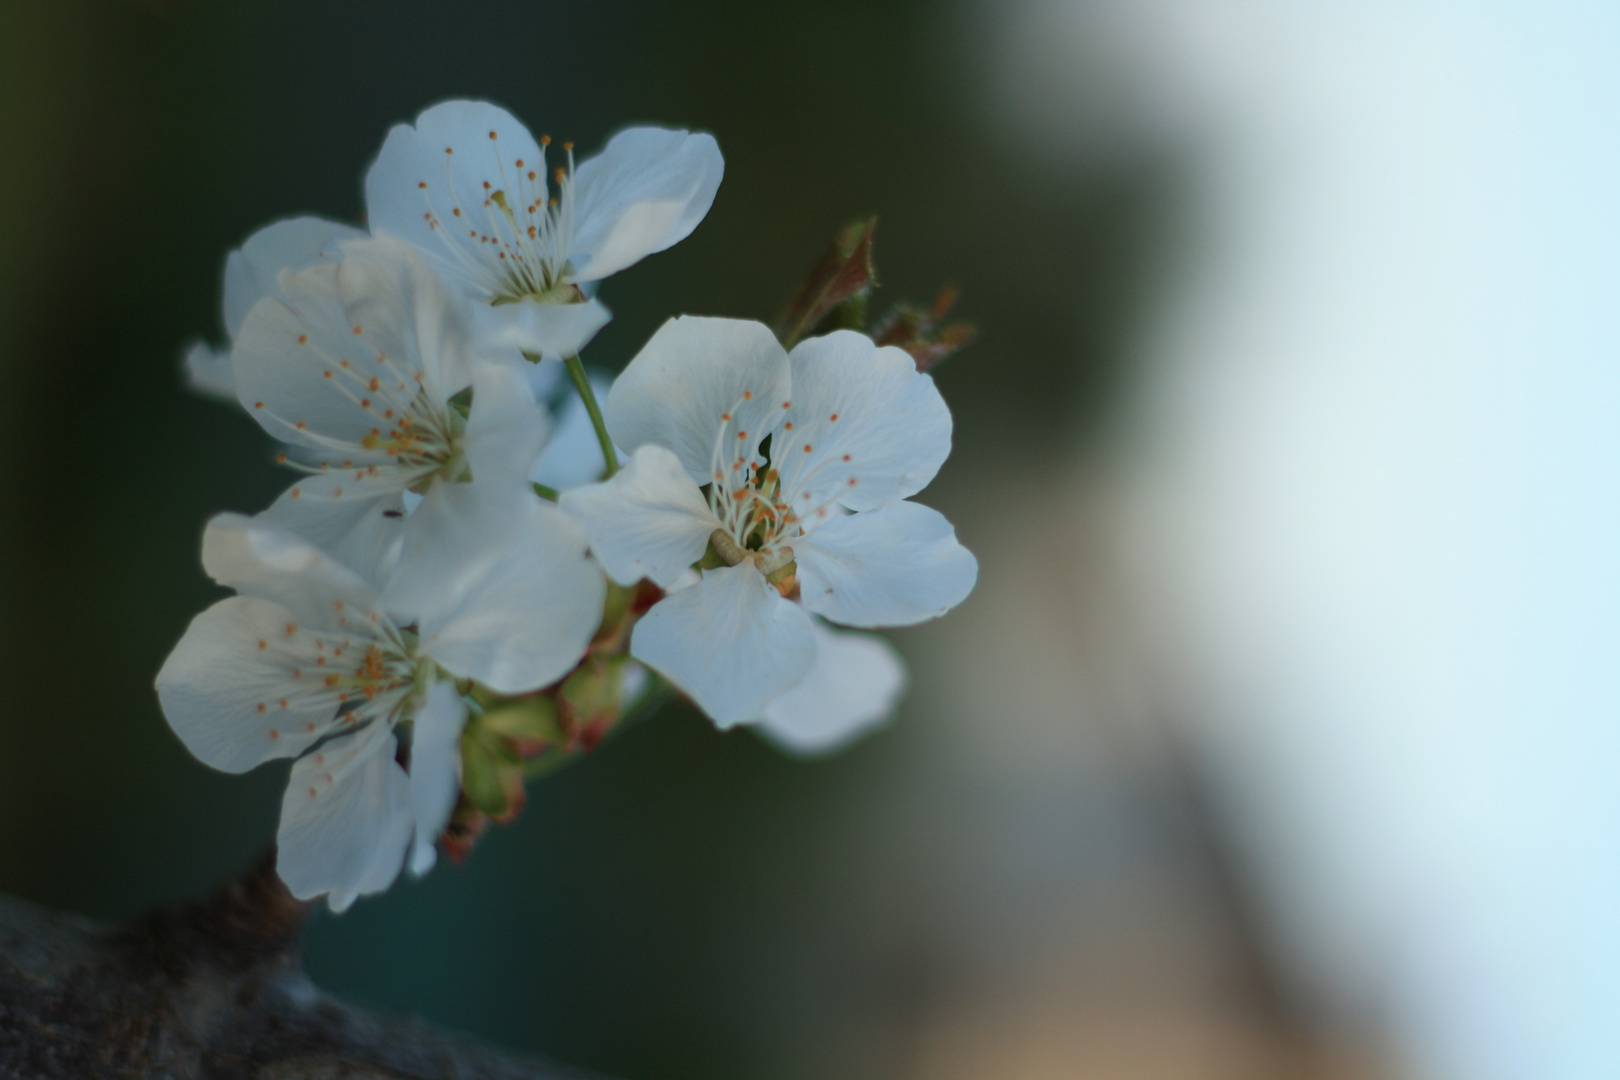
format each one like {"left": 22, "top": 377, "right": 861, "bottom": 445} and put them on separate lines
{"left": 3, "top": 2, "right": 1616, "bottom": 1079}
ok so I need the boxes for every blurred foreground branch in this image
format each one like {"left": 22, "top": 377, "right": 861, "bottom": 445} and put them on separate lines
{"left": 0, "top": 854, "right": 593, "bottom": 1080}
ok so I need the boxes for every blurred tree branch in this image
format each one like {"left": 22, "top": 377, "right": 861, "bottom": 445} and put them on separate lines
{"left": 0, "top": 853, "right": 595, "bottom": 1080}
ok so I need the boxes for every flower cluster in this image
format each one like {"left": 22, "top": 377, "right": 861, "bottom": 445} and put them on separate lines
{"left": 158, "top": 100, "right": 977, "bottom": 911}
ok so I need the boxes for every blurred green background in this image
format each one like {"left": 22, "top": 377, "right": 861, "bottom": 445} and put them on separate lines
{"left": 0, "top": 2, "right": 1318, "bottom": 1078}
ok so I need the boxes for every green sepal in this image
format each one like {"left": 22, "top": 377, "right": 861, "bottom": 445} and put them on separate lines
{"left": 460, "top": 726, "right": 514, "bottom": 817}
{"left": 480, "top": 695, "right": 563, "bottom": 746}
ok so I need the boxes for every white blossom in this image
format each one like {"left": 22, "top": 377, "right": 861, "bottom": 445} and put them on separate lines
{"left": 365, "top": 99, "right": 723, "bottom": 359}
{"left": 560, "top": 317, "right": 976, "bottom": 729}
{"left": 155, "top": 500, "right": 603, "bottom": 910}
{"left": 232, "top": 235, "right": 547, "bottom": 587}
{"left": 183, "top": 217, "right": 364, "bottom": 402}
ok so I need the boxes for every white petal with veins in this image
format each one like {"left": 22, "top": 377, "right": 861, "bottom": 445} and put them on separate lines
{"left": 560, "top": 444, "right": 720, "bottom": 588}
{"left": 794, "top": 501, "right": 978, "bottom": 627}
{"left": 277, "top": 720, "right": 412, "bottom": 912}
{"left": 630, "top": 564, "right": 816, "bottom": 727}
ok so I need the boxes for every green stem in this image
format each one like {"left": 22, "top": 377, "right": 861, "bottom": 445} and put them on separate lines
{"left": 564, "top": 353, "right": 618, "bottom": 478}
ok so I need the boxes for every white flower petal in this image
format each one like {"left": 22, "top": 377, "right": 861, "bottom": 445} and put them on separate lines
{"left": 568, "top": 127, "right": 724, "bottom": 282}
{"left": 201, "top": 512, "right": 384, "bottom": 630}
{"left": 277, "top": 720, "right": 412, "bottom": 912}
{"left": 757, "top": 622, "right": 907, "bottom": 755}
{"left": 332, "top": 236, "right": 473, "bottom": 403}
{"left": 462, "top": 360, "right": 550, "bottom": 489}
{"left": 232, "top": 237, "right": 471, "bottom": 454}
{"left": 156, "top": 595, "right": 336, "bottom": 773}
{"left": 387, "top": 481, "right": 604, "bottom": 693}
{"left": 182, "top": 340, "right": 237, "bottom": 402}
{"left": 559, "top": 444, "right": 718, "bottom": 588}
{"left": 223, "top": 216, "right": 364, "bottom": 338}
{"left": 365, "top": 99, "right": 545, "bottom": 302}
{"left": 605, "top": 316, "right": 791, "bottom": 483}
{"left": 793, "top": 501, "right": 978, "bottom": 627}
{"left": 408, "top": 681, "right": 467, "bottom": 876}
{"left": 778, "top": 330, "right": 953, "bottom": 513}
{"left": 530, "top": 368, "right": 615, "bottom": 491}
{"left": 471, "top": 295, "right": 611, "bottom": 361}
{"left": 257, "top": 474, "right": 407, "bottom": 592}
{"left": 630, "top": 564, "right": 815, "bottom": 727}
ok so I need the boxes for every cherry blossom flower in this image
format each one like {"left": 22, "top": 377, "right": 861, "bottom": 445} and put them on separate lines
{"left": 232, "top": 235, "right": 547, "bottom": 586}
{"left": 365, "top": 100, "right": 723, "bottom": 359}
{"left": 560, "top": 317, "right": 976, "bottom": 728}
{"left": 183, "top": 217, "right": 364, "bottom": 401}
{"left": 155, "top": 499, "right": 603, "bottom": 910}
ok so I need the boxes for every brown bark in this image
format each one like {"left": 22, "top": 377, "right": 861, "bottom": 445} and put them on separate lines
{"left": 0, "top": 854, "right": 595, "bottom": 1080}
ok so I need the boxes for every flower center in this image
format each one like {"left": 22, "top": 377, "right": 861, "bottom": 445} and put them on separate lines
{"left": 358, "top": 387, "right": 468, "bottom": 485}
{"left": 701, "top": 397, "right": 855, "bottom": 582}
{"left": 251, "top": 606, "right": 421, "bottom": 740}
{"left": 420, "top": 135, "right": 580, "bottom": 303}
